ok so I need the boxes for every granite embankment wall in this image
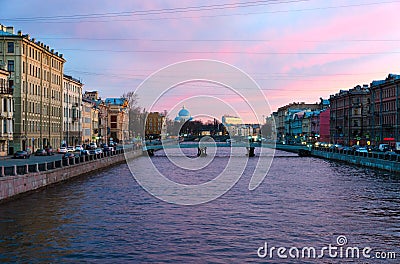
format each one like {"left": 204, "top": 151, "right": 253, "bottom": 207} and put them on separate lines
{"left": 0, "top": 149, "right": 142, "bottom": 203}
{"left": 312, "top": 149, "right": 400, "bottom": 173}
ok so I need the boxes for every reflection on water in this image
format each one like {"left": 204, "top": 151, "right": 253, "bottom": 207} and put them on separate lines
{"left": 0, "top": 150, "right": 399, "bottom": 263}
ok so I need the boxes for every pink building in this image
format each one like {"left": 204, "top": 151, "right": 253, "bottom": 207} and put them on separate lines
{"left": 319, "top": 108, "right": 330, "bottom": 143}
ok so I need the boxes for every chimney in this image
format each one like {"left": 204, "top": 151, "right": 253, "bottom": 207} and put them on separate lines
{"left": 17, "top": 30, "right": 22, "bottom": 36}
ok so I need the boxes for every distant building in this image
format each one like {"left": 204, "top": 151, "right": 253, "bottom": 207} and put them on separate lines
{"left": 275, "top": 101, "right": 324, "bottom": 143}
{"left": 84, "top": 91, "right": 99, "bottom": 101}
{"left": 0, "top": 68, "right": 13, "bottom": 156}
{"left": 174, "top": 106, "right": 192, "bottom": 122}
{"left": 145, "top": 112, "right": 166, "bottom": 139}
{"left": 222, "top": 115, "right": 242, "bottom": 125}
{"left": 105, "top": 98, "right": 129, "bottom": 143}
{"left": 330, "top": 85, "right": 370, "bottom": 145}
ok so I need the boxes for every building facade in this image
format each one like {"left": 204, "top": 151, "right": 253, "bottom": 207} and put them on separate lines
{"left": 330, "top": 85, "right": 370, "bottom": 145}
{"left": 63, "top": 74, "right": 83, "bottom": 146}
{"left": 370, "top": 74, "right": 400, "bottom": 146}
{"left": 145, "top": 112, "right": 165, "bottom": 139}
{"left": 81, "top": 97, "right": 94, "bottom": 144}
{"left": 0, "top": 68, "right": 13, "bottom": 155}
{"left": 1, "top": 24, "right": 64, "bottom": 151}
{"left": 275, "top": 102, "right": 322, "bottom": 142}
{"left": 105, "top": 98, "right": 129, "bottom": 143}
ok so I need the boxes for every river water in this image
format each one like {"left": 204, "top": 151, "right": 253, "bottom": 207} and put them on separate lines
{"left": 0, "top": 149, "right": 399, "bottom": 263}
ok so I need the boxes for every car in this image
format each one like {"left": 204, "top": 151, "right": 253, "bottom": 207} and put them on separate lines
{"left": 62, "top": 152, "right": 75, "bottom": 159}
{"left": 102, "top": 144, "right": 111, "bottom": 152}
{"left": 75, "top": 145, "right": 83, "bottom": 151}
{"left": 13, "top": 150, "right": 30, "bottom": 159}
{"left": 34, "top": 149, "right": 47, "bottom": 156}
{"left": 95, "top": 148, "right": 103, "bottom": 154}
{"left": 89, "top": 142, "right": 97, "bottom": 149}
{"left": 88, "top": 149, "right": 96, "bottom": 155}
{"left": 59, "top": 147, "right": 68, "bottom": 154}
{"left": 67, "top": 146, "right": 75, "bottom": 152}
{"left": 356, "top": 147, "right": 369, "bottom": 153}
{"left": 45, "top": 147, "right": 54, "bottom": 156}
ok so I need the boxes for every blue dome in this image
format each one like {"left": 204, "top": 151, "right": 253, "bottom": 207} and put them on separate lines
{"left": 174, "top": 116, "right": 181, "bottom": 121}
{"left": 178, "top": 107, "right": 190, "bottom": 117}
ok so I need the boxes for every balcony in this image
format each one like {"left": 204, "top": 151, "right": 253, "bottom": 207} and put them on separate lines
{"left": 0, "top": 86, "right": 12, "bottom": 95}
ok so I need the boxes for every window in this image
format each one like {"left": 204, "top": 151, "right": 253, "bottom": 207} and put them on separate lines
{"left": 7, "top": 42, "right": 14, "bottom": 53}
{"left": 7, "top": 60, "right": 14, "bottom": 72}
{"left": 3, "top": 98, "right": 7, "bottom": 112}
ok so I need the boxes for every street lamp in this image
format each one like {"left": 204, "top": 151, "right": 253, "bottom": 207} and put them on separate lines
{"left": 48, "top": 96, "right": 55, "bottom": 148}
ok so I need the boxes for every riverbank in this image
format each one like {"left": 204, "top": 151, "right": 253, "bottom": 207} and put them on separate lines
{"left": 0, "top": 149, "right": 142, "bottom": 203}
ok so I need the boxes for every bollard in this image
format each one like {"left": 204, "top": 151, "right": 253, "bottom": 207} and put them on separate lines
{"left": 25, "top": 164, "right": 29, "bottom": 174}
{"left": 13, "top": 165, "right": 17, "bottom": 176}
{"left": 36, "top": 163, "right": 40, "bottom": 172}
{"left": 1, "top": 166, "right": 4, "bottom": 177}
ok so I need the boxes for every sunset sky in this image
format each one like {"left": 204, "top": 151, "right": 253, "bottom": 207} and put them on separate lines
{"left": 2, "top": 0, "right": 400, "bottom": 122}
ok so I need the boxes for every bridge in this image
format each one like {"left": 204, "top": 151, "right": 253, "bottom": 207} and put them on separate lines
{"left": 142, "top": 142, "right": 310, "bottom": 157}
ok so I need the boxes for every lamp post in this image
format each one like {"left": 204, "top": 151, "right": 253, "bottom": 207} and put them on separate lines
{"left": 48, "top": 96, "right": 55, "bottom": 148}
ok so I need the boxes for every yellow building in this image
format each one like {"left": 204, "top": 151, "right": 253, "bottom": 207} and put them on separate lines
{"left": 81, "top": 97, "right": 94, "bottom": 145}
{"left": 0, "top": 68, "right": 13, "bottom": 156}
{"left": 0, "top": 24, "right": 65, "bottom": 151}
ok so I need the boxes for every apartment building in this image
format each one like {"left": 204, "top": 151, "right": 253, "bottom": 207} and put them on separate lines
{"left": 0, "top": 68, "right": 13, "bottom": 155}
{"left": 330, "top": 85, "right": 370, "bottom": 145}
{"left": 104, "top": 98, "right": 129, "bottom": 143}
{"left": 0, "top": 24, "right": 65, "bottom": 151}
{"left": 370, "top": 74, "right": 400, "bottom": 145}
{"left": 63, "top": 74, "right": 83, "bottom": 146}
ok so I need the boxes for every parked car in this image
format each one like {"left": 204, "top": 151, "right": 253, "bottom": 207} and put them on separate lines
{"left": 67, "top": 146, "right": 75, "bottom": 152}
{"left": 356, "top": 147, "right": 369, "bottom": 153}
{"left": 62, "top": 152, "right": 75, "bottom": 159}
{"left": 34, "top": 149, "right": 47, "bottom": 156}
{"left": 102, "top": 144, "right": 111, "bottom": 152}
{"left": 13, "top": 150, "right": 30, "bottom": 159}
{"left": 45, "top": 147, "right": 54, "bottom": 156}
{"left": 75, "top": 145, "right": 83, "bottom": 151}
{"left": 59, "top": 147, "right": 68, "bottom": 154}
{"left": 89, "top": 142, "right": 97, "bottom": 149}
{"left": 379, "top": 144, "right": 390, "bottom": 152}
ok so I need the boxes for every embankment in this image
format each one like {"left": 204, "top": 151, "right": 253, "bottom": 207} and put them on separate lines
{"left": 0, "top": 149, "right": 142, "bottom": 203}
{"left": 312, "top": 149, "right": 400, "bottom": 173}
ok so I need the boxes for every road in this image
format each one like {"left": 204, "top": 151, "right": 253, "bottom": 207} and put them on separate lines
{"left": 0, "top": 154, "right": 64, "bottom": 167}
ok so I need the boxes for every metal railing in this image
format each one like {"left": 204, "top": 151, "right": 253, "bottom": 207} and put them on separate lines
{"left": 313, "top": 147, "right": 400, "bottom": 162}
{"left": 0, "top": 148, "right": 133, "bottom": 177}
